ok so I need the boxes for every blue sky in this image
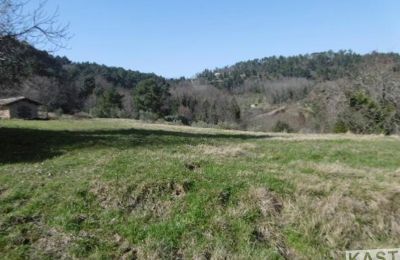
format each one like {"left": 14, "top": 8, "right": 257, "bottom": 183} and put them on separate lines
{"left": 29, "top": 0, "right": 400, "bottom": 78}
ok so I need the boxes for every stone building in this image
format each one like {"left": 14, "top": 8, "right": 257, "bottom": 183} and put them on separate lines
{"left": 0, "top": 96, "right": 45, "bottom": 119}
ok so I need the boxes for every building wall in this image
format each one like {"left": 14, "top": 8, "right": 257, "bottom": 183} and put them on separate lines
{"left": 8, "top": 101, "right": 39, "bottom": 119}
{"left": 0, "top": 106, "right": 10, "bottom": 119}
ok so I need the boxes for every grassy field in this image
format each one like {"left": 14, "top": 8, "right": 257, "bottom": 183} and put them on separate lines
{"left": 0, "top": 119, "right": 399, "bottom": 259}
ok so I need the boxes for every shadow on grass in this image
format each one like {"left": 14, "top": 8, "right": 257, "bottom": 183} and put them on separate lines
{"left": 0, "top": 127, "right": 270, "bottom": 164}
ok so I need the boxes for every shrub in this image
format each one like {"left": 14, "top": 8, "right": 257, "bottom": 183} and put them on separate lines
{"left": 333, "top": 120, "right": 348, "bottom": 133}
{"left": 164, "top": 115, "right": 190, "bottom": 125}
{"left": 139, "top": 110, "right": 159, "bottom": 122}
{"left": 272, "top": 121, "right": 293, "bottom": 133}
{"left": 54, "top": 108, "right": 63, "bottom": 117}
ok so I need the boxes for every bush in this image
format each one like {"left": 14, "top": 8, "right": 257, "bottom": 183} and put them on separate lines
{"left": 333, "top": 120, "right": 348, "bottom": 133}
{"left": 216, "top": 121, "right": 240, "bottom": 130}
{"left": 138, "top": 110, "right": 159, "bottom": 122}
{"left": 191, "top": 121, "right": 212, "bottom": 129}
{"left": 272, "top": 121, "right": 293, "bottom": 133}
{"left": 73, "top": 112, "right": 92, "bottom": 119}
{"left": 54, "top": 108, "right": 63, "bottom": 117}
{"left": 164, "top": 115, "right": 190, "bottom": 125}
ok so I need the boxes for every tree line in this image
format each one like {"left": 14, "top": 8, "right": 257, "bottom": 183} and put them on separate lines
{"left": 1, "top": 0, "right": 400, "bottom": 134}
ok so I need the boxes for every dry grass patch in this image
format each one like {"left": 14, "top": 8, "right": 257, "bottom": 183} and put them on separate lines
{"left": 285, "top": 189, "right": 400, "bottom": 252}
{"left": 271, "top": 133, "right": 396, "bottom": 141}
{"left": 248, "top": 187, "right": 283, "bottom": 217}
{"left": 280, "top": 166, "right": 400, "bottom": 257}
{"left": 194, "top": 143, "right": 257, "bottom": 158}
{"left": 90, "top": 179, "right": 190, "bottom": 218}
{"left": 251, "top": 221, "right": 298, "bottom": 259}
{"left": 298, "top": 161, "right": 361, "bottom": 174}
{"left": 232, "top": 187, "right": 300, "bottom": 259}
{"left": 311, "top": 162, "right": 365, "bottom": 175}
{"left": 291, "top": 161, "right": 392, "bottom": 181}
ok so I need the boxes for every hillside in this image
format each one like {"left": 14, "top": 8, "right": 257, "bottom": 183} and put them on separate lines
{"left": 184, "top": 51, "right": 400, "bottom": 133}
{"left": 0, "top": 119, "right": 399, "bottom": 258}
{"left": 1, "top": 37, "right": 400, "bottom": 133}
{"left": 0, "top": 37, "right": 166, "bottom": 114}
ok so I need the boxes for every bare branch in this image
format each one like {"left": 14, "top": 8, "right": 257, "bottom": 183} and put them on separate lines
{"left": 0, "top": 0, "right": 70, "bottom": 51}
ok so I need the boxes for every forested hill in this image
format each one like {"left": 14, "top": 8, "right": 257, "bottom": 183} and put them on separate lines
{"left": 1, "top": 37, "right": 400, "bottom": 134}
{"left": 177, "top": 51, "right": 400, "bottom": 134}
{"left": 195, "top": 51, "right": 399, "bottom": 89}
{"left": 1, "top": 37, "right": 164, "bottom": 89}
{"left": 0, "top": 37, "right": 166, "bottom": 113}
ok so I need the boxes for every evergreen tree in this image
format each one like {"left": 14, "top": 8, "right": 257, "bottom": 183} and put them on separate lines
{"left": 132, "top": 78, "right": 170, "bottom": 116}
{"left": 92, "top": 88, "right": 123, "bottom": 118}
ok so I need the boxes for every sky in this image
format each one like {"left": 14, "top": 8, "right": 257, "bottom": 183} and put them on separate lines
{"left": 28, "top": 0, "right": 400, "bottom": 78}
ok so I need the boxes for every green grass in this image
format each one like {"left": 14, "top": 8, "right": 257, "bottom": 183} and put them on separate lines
{"left": 0, "top": 119, "right": 399, "bottom": 259}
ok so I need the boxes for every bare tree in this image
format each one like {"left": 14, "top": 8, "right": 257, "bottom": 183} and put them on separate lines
{"left": 0, "top": 0, "right": 70, "bottom": 46}
{"left": 0, "top": 0, "right": 69, "bottom": 59}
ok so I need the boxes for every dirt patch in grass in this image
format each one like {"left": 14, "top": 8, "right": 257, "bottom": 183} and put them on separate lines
{"left": 90, "top": 180, "right": 118, "bottom": 209}
{"left": 33, "top": 228, "right": 73, "bottom": 259}
{"left": 184, "top": 161, "right": 201, "bottom": 171}
{"left": 113, "top": 234, "right": 139, "bottom": 259}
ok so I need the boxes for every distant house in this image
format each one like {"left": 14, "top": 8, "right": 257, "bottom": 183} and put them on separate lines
{"left": 0, "top": 96, "right": 46, "bottom": 119}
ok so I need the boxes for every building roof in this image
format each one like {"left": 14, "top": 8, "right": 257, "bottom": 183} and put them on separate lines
{"left": 0, "top": 96, "right": 42, "bottom": 106}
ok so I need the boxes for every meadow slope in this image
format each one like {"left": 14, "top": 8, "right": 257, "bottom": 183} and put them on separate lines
{"left": 0, "top": 119, "right": 399, "bottom": 259}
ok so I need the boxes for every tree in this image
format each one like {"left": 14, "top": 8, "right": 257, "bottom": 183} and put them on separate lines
{"left": 80, "top": 76, "right": 96, "bottom": 98}
{"left": 92, "top": 88, "right": 123, "bottom": 118}
{"left": 337, "top": 91, "right": 398, "bottom": 134}
{"left": 132, "top": 78, "right": 170, "bottom": 116}
{"left": 230, "top": 97, "right": 241, "bottom": 122}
